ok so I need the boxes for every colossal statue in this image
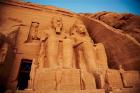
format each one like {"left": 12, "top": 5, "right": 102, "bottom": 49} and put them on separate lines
{"left": 40, "top": 28, "right": 59, "bottom": 69}
{"left": 39, "top": 17, "right": 63, "bottom": 69}
{"left": 70, "top": 21, "right": 97, "bottom": 73}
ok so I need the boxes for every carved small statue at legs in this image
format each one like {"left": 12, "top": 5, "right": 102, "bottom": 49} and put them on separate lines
{"left": 27, "top": 22, "right": 40, "bottom": 42}
{"left": 38, "top": 41, "right": 46, "bottom": 68}
{"left": 28, "top": 59, "right": 39, "bottom": 90}
{"left": 55, "top": 69, "right": 63, "bottom": 90}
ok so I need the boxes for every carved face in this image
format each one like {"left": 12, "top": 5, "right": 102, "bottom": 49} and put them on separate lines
{"left": 76, "top": 24, "right": 87, "bottom": 36}
{"left": 52, "top": 17, "right": 63, "bottom": 34}
{"left": 32, "top": 22, "right": 39, "bottom": 28}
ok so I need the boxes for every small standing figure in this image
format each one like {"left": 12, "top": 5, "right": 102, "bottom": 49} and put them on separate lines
{"left": 28, "top": 22, "right": 40, "bottom": 42}
{"left": 28, "top": 59, "right": 39, "bottom": 90}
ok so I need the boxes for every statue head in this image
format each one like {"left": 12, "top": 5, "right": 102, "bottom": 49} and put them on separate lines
{"left": 31, "top": 22, "right": 39, "bottom": 28}
{"left": 51, "top": 16, "right": 63, "bottom": 34}
{"left": 70, "top": 21, "right": 87, "bottom": 37}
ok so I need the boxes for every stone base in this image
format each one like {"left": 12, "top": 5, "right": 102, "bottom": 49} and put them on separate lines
{"left": 16, "top": 89, "right": 105, "bottom": 93}
{"left": 110, "top": 88, "right": 140, "bottom": 93}
{"left": 34, "top": 68, "right": 81, "bottom": 91}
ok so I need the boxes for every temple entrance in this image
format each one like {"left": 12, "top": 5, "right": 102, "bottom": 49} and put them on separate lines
{"left": 17, "top": 59, "right": 32, "bottom": 90}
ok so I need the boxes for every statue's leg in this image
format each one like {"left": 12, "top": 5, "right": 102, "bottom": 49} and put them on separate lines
{"left": 62, "top": 39, "right": 73, "bottom": 68}
{"left": 82, "top": 42, "right": 97, "bottom": 73}
{"left": 47, "top": 37, "right": 58, "bottom": 69}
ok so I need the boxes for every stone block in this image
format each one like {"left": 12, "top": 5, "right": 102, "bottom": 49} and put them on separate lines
{"left": 121, "top": 71, "right": 140, "bottom": 88}
{"left": 106, "top": 69, "right": 123, "bottom": 90}
{"left": 111, "top": 88, "right": 140, "bottom": 93}
{"left": 80, "top": 71, "right": 96, "bottom": 89}
{"left": 34, "top": 69, "right": 81, "bottom": 91}
{"left": 34, "top": 68, "right": 56, "bottom": 91}
{"left": 59, "top": 69, "right": 81, "bottom": 90}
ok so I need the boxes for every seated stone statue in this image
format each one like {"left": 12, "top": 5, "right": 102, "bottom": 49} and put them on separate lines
{"left": 38, "top": 17, "right": 63, "bottom": 69}
{"left": 70, "top": 21, "right": 97, "bottom": 73}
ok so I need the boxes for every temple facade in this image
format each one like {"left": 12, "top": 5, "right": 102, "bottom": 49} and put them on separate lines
{"left": 0, "top": 1, "right": 139, "bottom": 93}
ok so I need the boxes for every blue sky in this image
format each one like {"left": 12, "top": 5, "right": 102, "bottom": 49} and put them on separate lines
{"left": 23, "top": 0, "right": 140, "bottom": 15}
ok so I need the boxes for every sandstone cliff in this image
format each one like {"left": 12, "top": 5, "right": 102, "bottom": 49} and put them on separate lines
{"left": 80, "top": 12, "right": 140, "bottom": 70}
{"left": 81, "top": 12, "right": 140, "bottom": 43}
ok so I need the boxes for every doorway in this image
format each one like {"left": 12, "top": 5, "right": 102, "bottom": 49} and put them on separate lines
{"left": 17, "top": 59, "right": 32, "bottom": 90}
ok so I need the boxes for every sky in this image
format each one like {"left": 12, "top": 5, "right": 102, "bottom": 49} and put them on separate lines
{"left": 23, "top": 0, "right": 140, "bottom": 15}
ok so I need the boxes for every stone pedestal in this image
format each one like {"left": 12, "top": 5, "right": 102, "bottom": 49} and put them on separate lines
{"left": 121, "top": 71, "right": 140, "bottom": 88}
{"left": 34, "top": 68, "right": 81, "bottom": 92}
{"left": 106, "top": 69, "right": 123, "bottom": 90}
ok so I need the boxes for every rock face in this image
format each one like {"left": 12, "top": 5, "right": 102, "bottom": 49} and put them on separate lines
{"left": 81, "top": 12, "right": 140, "bottom": 43}
{"left": 0, "top": 1, "right": 140, "bottom": 93}
{"left": 80, "top": 12, "right": 140, "bottom": 70}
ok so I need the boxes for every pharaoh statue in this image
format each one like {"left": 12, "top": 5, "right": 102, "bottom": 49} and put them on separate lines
{"left": 39, "top": 17, "right": 63, "bottom": 69}
{"left": 38, "top": 17, "right": 76, "bottom": 69}
{"left": 70, "top": 21, "right": 97, "bottom": 73}
{"left": 40, "top": 28, "right": 59, "bottom": 69}
{"left": 70, "top": 21, "right": 97, "bottom": 89}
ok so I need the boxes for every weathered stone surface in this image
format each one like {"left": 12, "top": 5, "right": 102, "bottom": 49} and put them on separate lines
{"left": 34, "top": 69, "right": 56, "bottom": 91}
{"left": 95, "top": 43, "right": 108, "bottom": 70}
{"left": 80, "top": 70, "right": 96, "bottom": 89}
{"left": 111, "top": 88, "right": 140, "bottom": 93}
{"left": 121, "top": 71, "right": 140, "bottom": 88}
{"left": 16, "top": 89, "right": 105, "bottom": 93}
{"left": 81, "top": 16, "right": 140, "bottom": 70}
{"left": 81, "top": 12, "right": 140, "bottom": 43}
{"left": 34, "top": 69, "right": 81, "bottom": 91}
{"left": 105, "top": 69, "right": 123, "bottom": 90}
{"left": 59, "top": 69, "right": 81, "bottom": 90}
{"left": 0, "top": 0, "right": 139, "bottom": 93}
